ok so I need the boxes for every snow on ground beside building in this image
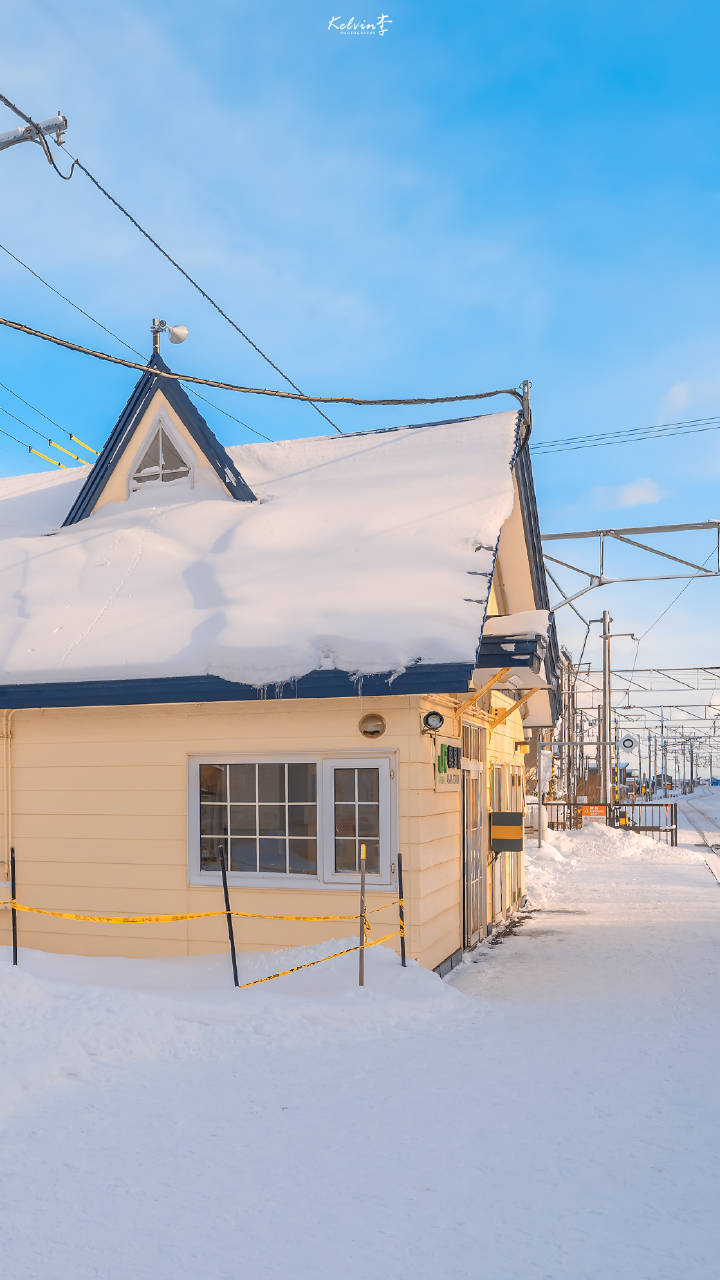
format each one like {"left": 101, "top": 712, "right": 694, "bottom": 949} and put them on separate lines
{"left": 1, "top": 810, "right": 719, "bottom": 1279}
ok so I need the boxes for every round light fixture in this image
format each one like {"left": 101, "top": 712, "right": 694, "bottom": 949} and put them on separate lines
{"left": 167, "top": 323, "right": 189, "bottom": 344}
{"left": 422, "top": 711, "right": 445, "bottom": 733}
{"left": 359, "top": 713, "right": 386, "bottom": 739}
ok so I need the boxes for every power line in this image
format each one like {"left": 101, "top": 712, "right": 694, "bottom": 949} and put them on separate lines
{"left": 0, "top": 241, "right": 137, "bottom": 358}
{"left": 637, "top": 547, "right": 717, "bottom": 642}
{"left": 0, "top": 402, "right": 89, "bottom": 464}
{"left": 533, "top": 414, "right": 720, "bottom": 455}
{"left": 0, "top": 420, "right": 68, "bottom": 469}
{"left": 0, "top": 376, "right": 97, "bottom": 455}
{"left": 0, "top": 240, "right": 272, "bottom": 442}
{"left": 35, "top": 133, "right": 347, "bottom": 435}
{"left": 0, "top": 314, "right": 523, "bottom": 407}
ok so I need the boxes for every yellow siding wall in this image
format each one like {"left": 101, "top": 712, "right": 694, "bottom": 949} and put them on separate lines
{"left": 0, "top": 695, "right": 486, "bottom": 972}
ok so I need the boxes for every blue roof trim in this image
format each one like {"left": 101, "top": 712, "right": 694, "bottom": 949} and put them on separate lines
{"left": 513, "top": 440, "right": 562, "bottom": 721}
{"left": 476, "top": 635, "right": 545, "bottom": 675}
{"left": 63, "top": 353, "right": 255, "bottom": 525}
{"left": 0, "top": 663, "right": 476, "bottom": 710}
{"left": 0, "top": 635, "right": 547, "bottom": 711}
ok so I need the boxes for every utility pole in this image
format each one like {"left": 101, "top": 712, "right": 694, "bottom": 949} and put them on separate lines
{"left": 0, "top": 108, "right": 67, "bottom": 157}
{"left": 601, "top": 610, "right": 612, "bottom": 805}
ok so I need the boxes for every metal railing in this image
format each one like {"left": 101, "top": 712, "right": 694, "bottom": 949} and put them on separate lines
{"left": 543, "top": 801, "right": 583, "bottom": 830}
{"left": 543, "top": 801, "right": 678, "bottom": 845}
{"left": 608, "top": 802, "right": 678, "bottom": 845}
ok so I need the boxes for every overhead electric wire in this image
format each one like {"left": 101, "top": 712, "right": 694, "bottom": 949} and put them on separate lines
{"left": 0, "top": 240, "right": 272, "bottom": 444}
{"left": 65, "top": 156, "right": 346, "bottom": 434}
{"left": 0, "top": 402, "right": 89, "bottom": 464}
{"left": 637, "top": 547, "right": 718, "bottom": 643}
{"left": 0, "top": 241, "right": 135, "bottom": 362}
{"left": 0, "top": 420, "right": 68, "bottom": 469}
{"left": 14, "top": 121, "right": 348, "bottom": 435}
{"left": 0, "top": 315, "right": 523, "bottom": 407}
{"left": 0, "top": 375, "right": 97, "bottom": 456}
{"left": 1, "top": 94, "right": 344, "bottom": 434}
{"left": 533, "top": 414, "right": 720, "bottom": 455}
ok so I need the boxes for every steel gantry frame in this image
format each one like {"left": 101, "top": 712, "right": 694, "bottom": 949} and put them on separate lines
{"left": 541, "top": 520, "right": 720, "bottom": 611}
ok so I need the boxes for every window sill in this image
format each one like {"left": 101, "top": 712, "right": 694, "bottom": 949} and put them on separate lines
{"left": 188, "top": 871, "right": 394, "bottom": 892}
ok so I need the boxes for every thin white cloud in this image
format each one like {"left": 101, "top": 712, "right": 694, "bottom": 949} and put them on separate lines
{"left": 659, "top": 382, "right": 692, "bottom": 416}
{"left": 591, "top": 477, "right": 667, "bottom": 508}
{"left": 615, "top": 477, "right": 665, "bottom": 507}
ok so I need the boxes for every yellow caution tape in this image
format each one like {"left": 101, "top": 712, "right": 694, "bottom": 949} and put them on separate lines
{"left": 0, "top": 899, "right": 404, "bottom": 926}
{"left": 1, "top": 902, "right": 227, "bottom": 924}
{"left": 232, "top": 909, "right": 361, "bottom": 922}
{"left": 236, "top": 930, "right": 404, "bottom": 990}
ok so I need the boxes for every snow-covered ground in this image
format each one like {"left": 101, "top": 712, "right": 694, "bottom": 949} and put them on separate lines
{"left": 2, "top": 801, "right": 719, "bottom": 1279}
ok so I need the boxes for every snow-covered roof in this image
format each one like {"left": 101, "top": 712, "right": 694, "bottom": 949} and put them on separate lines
{"left": 0, "top": 407, "right": 521, "bottom": 688}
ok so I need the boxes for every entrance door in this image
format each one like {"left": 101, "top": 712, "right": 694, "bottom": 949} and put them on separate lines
{"left": 461, "top": 723, "right": 487, "bottom": 948}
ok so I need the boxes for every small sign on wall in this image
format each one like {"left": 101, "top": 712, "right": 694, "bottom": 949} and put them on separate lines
{"left": 435, "top": 737, "right": 462, "bottom": 792}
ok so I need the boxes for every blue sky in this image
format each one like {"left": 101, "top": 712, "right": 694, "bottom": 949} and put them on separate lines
{"left": 1, "top": 0, "right": 719, "bottom": 680}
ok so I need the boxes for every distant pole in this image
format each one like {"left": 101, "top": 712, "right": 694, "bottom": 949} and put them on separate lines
{"left": 10, "top": 846, "right": 17, "bottom": 966}
{"left": 601, "top": 611, "right": 612, "bottom": 805}
{"left": 613, "top": 712, "right": 619, "bottom": 806}
{"left": 397, "top": 852, "right": 407, "bottom": 967}
{"left": 218, "top": 845, "right": 239, "bottom": 989}
{"left": 359, "top": 844, "right": 367, "bottom": 987}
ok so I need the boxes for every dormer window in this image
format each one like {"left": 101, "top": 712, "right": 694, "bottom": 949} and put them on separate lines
{"left": 130, "top": 427, "right": 191, "bottom": 490}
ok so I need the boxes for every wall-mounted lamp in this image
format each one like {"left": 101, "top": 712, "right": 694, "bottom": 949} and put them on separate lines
{"left": 422, "top": 711, "right": 445, "bottom": 733}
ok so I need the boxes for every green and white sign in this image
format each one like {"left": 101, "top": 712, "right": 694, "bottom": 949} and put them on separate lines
{"left": 434, "top": 737, "right": 462, "bottom": 792}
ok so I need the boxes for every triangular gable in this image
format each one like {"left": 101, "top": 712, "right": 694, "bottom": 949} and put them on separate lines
{"left": 63, "top": 353, "right": 255, "bottom": 525}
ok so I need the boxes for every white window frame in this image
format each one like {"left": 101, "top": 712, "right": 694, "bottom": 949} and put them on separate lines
{"left": 127, "top": 412, "right": 195, "bottom": 496}
{"left": 187, "top": 751, "right": 397, "bottom": 890}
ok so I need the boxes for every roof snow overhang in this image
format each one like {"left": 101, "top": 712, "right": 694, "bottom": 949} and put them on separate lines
{"left": 0, "top": 662, "right": 476, "bottom": 709}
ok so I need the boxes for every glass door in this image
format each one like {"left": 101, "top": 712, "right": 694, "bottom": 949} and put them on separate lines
{"left": 461, "top": 723, "right": 487, "bottom": 948}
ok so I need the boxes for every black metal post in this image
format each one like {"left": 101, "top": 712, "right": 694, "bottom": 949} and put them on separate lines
{"left": 359, "top": 844, "right": 367, "bottom": 987}
{"left": 218, "top": 845, "right": 239, "bottom": 988}
{"left": 10, "top": 845, "right": 17, "bottom": 966}
{"left": 397, "top": 852, "right": 407, "bottom": 967}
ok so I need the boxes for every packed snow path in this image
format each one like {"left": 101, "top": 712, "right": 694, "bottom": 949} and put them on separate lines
{"left": 1, "top": 808, "right": 719, "bottom": 1279}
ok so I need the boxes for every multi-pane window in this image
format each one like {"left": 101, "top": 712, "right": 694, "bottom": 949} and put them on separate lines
{"left": 333, "top": 767, "right": 380, "bottom": 874}
{"left": 491, "top": 764, "right": 510, "bottom": 811}
{"left": 200, "top": 762, "right": 318, "bottom": 875}
{"left": 131, "top": 428, "right": 191, "bottom": 489}
{"left": 462, "top": 723, "right": 481, "bottom": 760}
{"left": 510, "top": 766, "right": 525, "bottom": 811}
{"left": 194, "top": 757, "right": 391, "bottom": 883}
